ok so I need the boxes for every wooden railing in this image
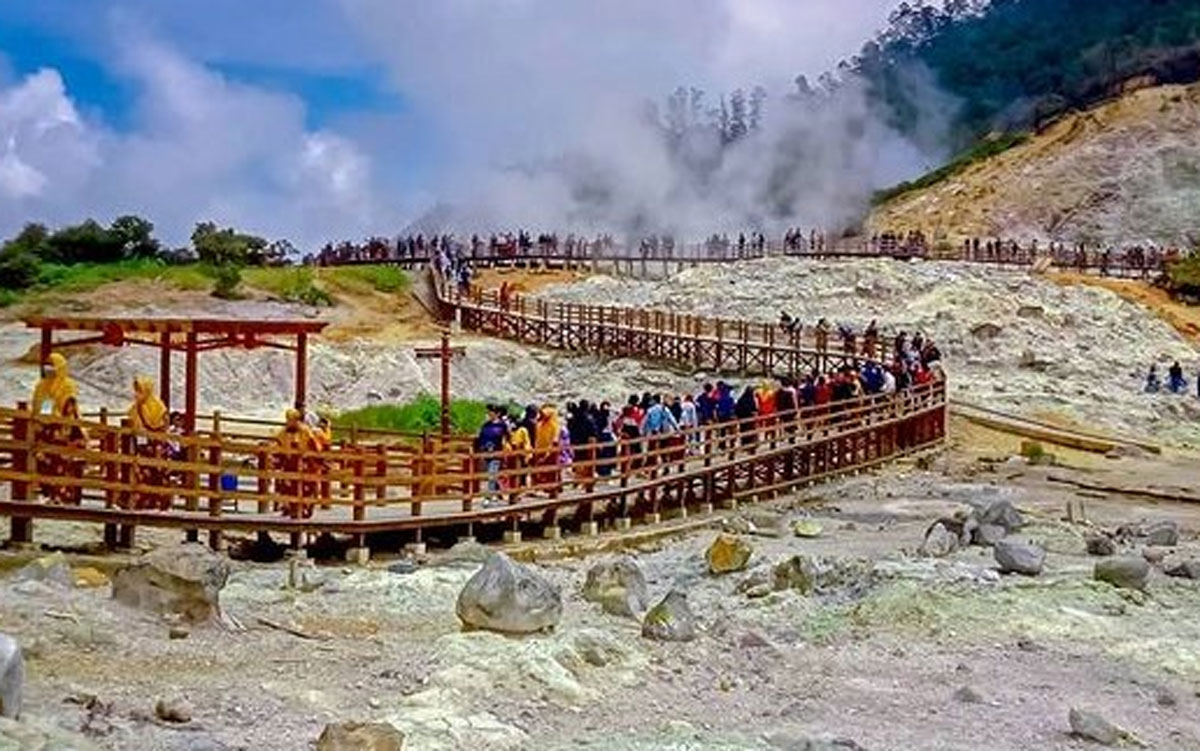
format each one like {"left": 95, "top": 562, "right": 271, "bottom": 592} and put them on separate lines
{"left": 0, "top": 275, "right": 947, "bottom": 550}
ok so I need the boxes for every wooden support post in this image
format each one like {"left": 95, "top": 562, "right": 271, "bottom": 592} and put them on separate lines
{"left": 159, "top": 331, "right": 172, "bottom": 408}
{"left": 295, "top": 332, "right": 309, "bottom": 411}
{"left": 9, "top": 402, "right": 32, "bottom": 545}
{"left": 207, "top": 411, "right": 224, "bottom": 551}
{"left": 184, "top": 331, "right": 198, "bottom": 434}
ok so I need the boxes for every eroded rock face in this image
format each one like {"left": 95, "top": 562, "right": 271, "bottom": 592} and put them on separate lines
{"left": 706, "top": 534, "right": 753, "bottom": 574}
{"left": 1094, "top": 556, "right": 1150, "bottom": 591}
{"left": 582, "top": 557, "right": 649, "bottom": 618}
{"left": 317, "top": 721, "right": 406, "bottom": 751}
{"left": 642, "top": 590, "right": 698, "bottom": 642}
{"left": 0, "top": 633, "right": 22, "bottom": 720}
{"left": 456, "top": 553, "right": 562, "bottom": 634}
{"left": 111, "top": 544, "right": 231, "bottom": 624}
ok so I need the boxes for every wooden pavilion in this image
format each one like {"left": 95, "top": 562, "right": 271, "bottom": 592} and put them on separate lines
{"left": 24, "top": 316, "right": 329, "bottom": 431}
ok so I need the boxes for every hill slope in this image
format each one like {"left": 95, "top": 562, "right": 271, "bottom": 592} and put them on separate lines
{"left": 867, "top": 82, "right": 1200, "bottom": 246}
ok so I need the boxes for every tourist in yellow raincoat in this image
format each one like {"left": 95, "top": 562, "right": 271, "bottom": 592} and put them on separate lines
{"left": 31, "top": 353, "right": 77, "bottom": 418}
{"left": 128, "top": 376, "right": 172, "bottom": 510}
{"left": 31, "top": 353, "right": 82, "bottom": 503}
{"left": 273, "top": 408, "right": 321, "bottom": 518}
{"left": 533, "top": 404, "right": 561, "bottom": 493}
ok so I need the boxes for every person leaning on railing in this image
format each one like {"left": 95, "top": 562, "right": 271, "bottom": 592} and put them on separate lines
{"left": 272, "top": 408, "right": 322, "bottom": 519}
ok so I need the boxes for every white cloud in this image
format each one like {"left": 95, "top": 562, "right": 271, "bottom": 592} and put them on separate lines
{"left": 0, "top": 36, "right": 392, "bottom": 248}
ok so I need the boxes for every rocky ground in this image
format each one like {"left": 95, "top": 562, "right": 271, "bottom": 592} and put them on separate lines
{"left": 3, "top": 429, "right": 1200, "bottom": 750}
{"left": 537, "top": 258, "right": 1200, "bottom": 447}
{"left": 867, "top": 81, "right": 1200, "bottom": 246}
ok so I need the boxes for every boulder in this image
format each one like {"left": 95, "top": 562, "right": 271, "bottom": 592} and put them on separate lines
{"left": 1094, "top": 557, "right": 1150, "bottom": 591}
{"left": 971, "top": 322, "right": 1002, "bottom": 339}
{"left": 1165, "top": 559, "right": 1200, "bottom": 580}
{"left": 1085, "top": 534, "right": 1117, "bottom": 557}
{"left": 706, "top": 534, "right": 753, "bottom": 574}
{"left": 1142, "top": 546, "right": 1169, "bottom": 565}
{"left": 455, "top": 553, "right": 562, "bottom": 634}
{"left": 1143, "top": 520, "right": 1180, "bottom": 547}
{"left": 974, "top": 523, "right": 1007, "bottom": 547}
{"left": 155, "top": 696, "right": 194, "bottom": 724}
{"left": 994, "top": 540, "right": 1045, "bottom": 576}
{"left": 582, "top": 557, "right": 649, "bottom": 618}
{"left": 316, "top": 721, "right": 406, "bottom": 751}
{"left": 111, "top": 544, "right": 231, "bottom": 624}
{"left": 1068, "top": 707, "right": 1125, "bottom": 746}
{"left": 920, "top": 522, "right": 958, "bottom": 558}
{"left": 641, "top": 590, "right": 698, "bottom": 642}
{"left": 0, "top": 633, "right": 22, "bottom": 720}
{"left": 15, "top": 553, "right": 72, "bottom": 588}
{"left": 978, "top": 499, "right": 1024, "bottom": 532}
{"left": 773, "top": 555, "right": 874, "bottom": 598}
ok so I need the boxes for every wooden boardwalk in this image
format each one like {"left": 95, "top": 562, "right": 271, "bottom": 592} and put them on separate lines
{"left": 0, "top": 273, "right": 947, "bottom": 552}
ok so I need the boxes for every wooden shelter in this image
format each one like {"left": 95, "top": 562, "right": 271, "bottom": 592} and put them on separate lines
{"left": 24, "top": 316, "right": 328, "bottom": 431}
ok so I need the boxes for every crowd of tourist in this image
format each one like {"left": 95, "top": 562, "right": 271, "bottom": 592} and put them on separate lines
{"left": 961, "top": 237, "right": 1181, "bottom": 275}
{"left": 469, "top": 331, "right": 947, "bottom": 503}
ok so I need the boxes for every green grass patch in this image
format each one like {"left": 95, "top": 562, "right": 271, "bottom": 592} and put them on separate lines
{"left": 242, "top": 266, "right": 333, "bottom": 306}
{"left": 336, "top": 394, "right": 521, "bottom": 435}
{"left": 323, "top": 264, "right": 409, "bottom": 295}
{"left": 32, "top": 258, "right": 214, "bottom": 294}
{"left": 872, "top": 132, "right": 1029, "bottom": 206}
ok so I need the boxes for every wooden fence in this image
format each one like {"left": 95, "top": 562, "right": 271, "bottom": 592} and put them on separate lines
{"left": 0, "top": 277, "right": 947, "bottom": 551}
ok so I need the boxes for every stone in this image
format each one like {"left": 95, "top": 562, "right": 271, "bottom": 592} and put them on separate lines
{"left": 1068, "top": 707, "right": 1125, "bottom": 746}
{"left": 169, "top": 627, "right": 190, "bottom": 640}
{"left": 455, "top": 553, "right": 562, "bottom": 634}
{"left": 971, "top": 322, "right": 1002, "bottom": 339}
{"left": 979, "top": 499, "right": 1024, "bottom": 532}
{"left": 1142, "top": 520, "right": 1180, "bottom": 547}
{"left": 316, "top": 721, "right": 406, "bottom": 751}
{"left": 441, "top": 540, "right": 491, "bottom": 566}
{"left": 155, "top": 696, "right": 194, "bottom": 723}
{"left": 763, "top": 732, "right": 866, "bottom": 751}
{"left": 953, "top": 685, "right": 984, "bottom": 704}
{"left": 1165, "top": 559, "right": 1200, "bottom": 579}
{"left": 920, "top": 522, "right": 958, "bottom": 558}
{"left": 111, "top": 544, "right": 231, "bottom": 624}
{"left": 1085, "top": 534, "right": 1117, "bottom": 557}
{"left": 1142, "top": 546, "right": 1169, "bottom": 565}
{"left": 15, "top": 553, "right": 73, "bottom": 588}
{"left": 1155, "top": 687, "right": 1178, "bottom": 707}
{"left": 0, "top": 633, "right": 22, "bottom": 720}
{"left": 793, "top": 520, "right": 824, "bottom": 538}
{"left": 582, "top": 557, "right": 649, "bottom": 618}
{"left": 642, "top": 590, "right": 698, "bottom": 642}
{"left": 72, "top": 567, "right": 110, "bottom": 589}
{"left": 1094, "top": 556, "right": 1150, "bottom": 591}
{"left": 745, "top": 510, "right": 788, "bottom": 538}
{"left": 994, "top": 540, "right": 1045, "bottom": 576}
{"left": 974, "top": 523, "right": 1007, "bottom": 547}
{"left": 387, "top": 560, "right": 418, "bottom": 575}
{"left": 772, "top": 555, "right": 874, "bottom": 598}
{"left": 706, "top": 534, "right": 753, "bottom": 574}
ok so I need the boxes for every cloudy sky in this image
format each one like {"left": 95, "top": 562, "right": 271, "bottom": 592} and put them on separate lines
{"left": 0, "top": 0, "right": 901, "bottom": 248}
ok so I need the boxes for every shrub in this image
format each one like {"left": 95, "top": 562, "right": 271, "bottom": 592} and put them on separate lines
{"left": 242, "top": 267, "right": 333, "bottom": 307}
{"left": 1165, "top": 253, "right": 1200, "bottom": 300}
{"left": 212, "top": 264, "right": 243, "bottom": 300}
{"left": 325, "top": 265, "right": 409, "bottom": 295}
{"left": 0, "top": 247, "right": 41, "bottom": 290}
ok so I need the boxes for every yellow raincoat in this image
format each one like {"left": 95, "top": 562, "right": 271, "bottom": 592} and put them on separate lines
{"left": 128, "top": 376, "right": 168, "bottom": 432}
{"left": 31, "top": 353, "right": 78, "bottom": 417}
